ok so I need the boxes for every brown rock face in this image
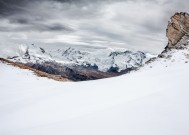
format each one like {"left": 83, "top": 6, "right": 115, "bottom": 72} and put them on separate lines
{"left": 166, "top": 12, "right": 189, "bottom": 49}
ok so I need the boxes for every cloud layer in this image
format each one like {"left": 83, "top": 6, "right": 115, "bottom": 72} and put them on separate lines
{"left": 0, "top": 0, "right": 189, "bottom": 54}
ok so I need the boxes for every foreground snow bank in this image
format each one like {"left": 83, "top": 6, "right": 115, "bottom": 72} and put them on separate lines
{"left": 0, "top": 57, "right": 189, "bottom": 135}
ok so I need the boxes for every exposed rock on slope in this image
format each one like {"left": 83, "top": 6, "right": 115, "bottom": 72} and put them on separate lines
{"left": 166, "top": 12, "right": 189, "bottom": 49}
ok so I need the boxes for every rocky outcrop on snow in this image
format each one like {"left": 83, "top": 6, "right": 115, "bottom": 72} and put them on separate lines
{"left": 143, "top": 12, "right": 189, "bottom": 73}
{"left": 145, "top": 41, "right": 189, "bottom": 71}
{"left": 166, "top": 12, "right": 189, "bottom": 49}
{"left": 145, "top": 13, "right": 189, "bottom": 69}
{"left": 157, "top": 12, "right": 189, "bottom": 59}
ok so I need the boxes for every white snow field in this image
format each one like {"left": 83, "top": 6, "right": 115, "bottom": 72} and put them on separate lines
{"left": 1, "top": 48, "right": 189, "bottom": 135}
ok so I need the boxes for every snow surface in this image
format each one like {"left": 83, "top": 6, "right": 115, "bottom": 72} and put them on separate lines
{"left": 1, "top": 47, "right": 189, "bottom": 135}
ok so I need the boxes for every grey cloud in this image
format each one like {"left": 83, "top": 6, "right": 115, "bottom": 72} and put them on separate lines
{"left": 41, "top": 23, "right": 74, "bottom": 32}
{"left": 0, "top": 0, "right": 189, "bottom": 54}
{"left": 46, "top": 24, "right": 72, "bottom": 31}
{"left": 9, "top": 18, "right": 30, "bottom": 24}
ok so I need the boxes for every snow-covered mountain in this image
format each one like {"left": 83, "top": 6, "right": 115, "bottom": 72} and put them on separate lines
{"left": 49, "top": 47, "right": 150, "bottom": 72}
{"left": 6, "top": 44, "right": 53, "bottom": 63}
{"left": 3, "top": 44, "right": 151, "bottom": 72}
{"left": 0, "top": 44, "right": 152, "bottom": 81}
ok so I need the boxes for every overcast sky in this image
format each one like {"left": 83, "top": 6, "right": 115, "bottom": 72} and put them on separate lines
{"left": 0, "top": 0, "right": 189, "bottom": 54}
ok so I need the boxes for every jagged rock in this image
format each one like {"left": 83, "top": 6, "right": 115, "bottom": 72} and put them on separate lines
{"left": 166, "top": 12, "right": 189, "bottom": 49}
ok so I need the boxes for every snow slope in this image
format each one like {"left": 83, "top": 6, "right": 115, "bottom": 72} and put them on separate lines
{"left": 1, "top": 46, "right": 189, "bottom": 135}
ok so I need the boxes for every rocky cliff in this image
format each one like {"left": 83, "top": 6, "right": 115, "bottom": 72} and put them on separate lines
{"left": 166, "top": 12, "right": 189, "bottom": 49}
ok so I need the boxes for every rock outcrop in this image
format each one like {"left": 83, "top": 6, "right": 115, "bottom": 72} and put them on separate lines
{"left": 166, "top": 12, "right": 189, "bottom": 49}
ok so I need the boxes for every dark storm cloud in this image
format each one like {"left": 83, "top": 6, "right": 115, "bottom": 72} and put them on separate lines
{"left": 0, "top": 0, "right": 74, "bottom": 32}
{"left": 0, "top": 0, "right": 85, "bottom": 16}
{"left": 0, "top": 0, "right": 30, "bottom": 16}
{"left": 0, "top": 0, "right": 124, "bottom": 15}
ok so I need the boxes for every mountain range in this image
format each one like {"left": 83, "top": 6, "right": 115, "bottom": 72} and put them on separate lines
{"left": 0, "top": 43, "right": 152, "bottom": 81}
